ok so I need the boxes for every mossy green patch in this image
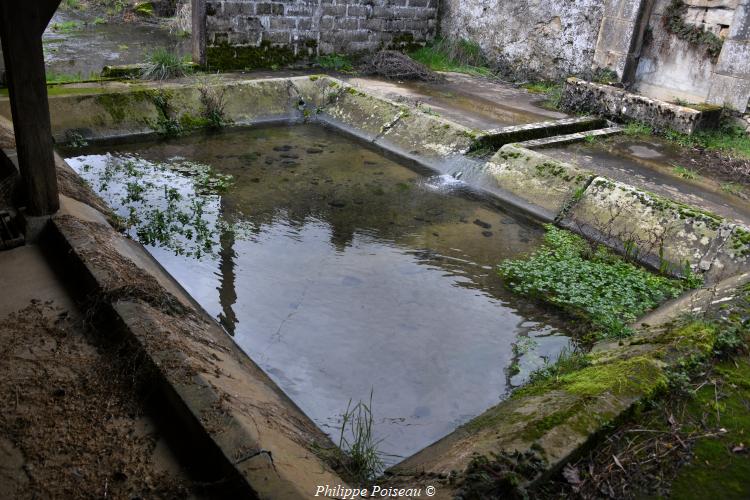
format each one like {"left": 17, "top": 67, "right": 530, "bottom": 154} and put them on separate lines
{"left": 95, "top": 92, "right": 137, "bottom": 123}
{"left": 669, "top": 357, "right": 750, "bottom": 499}
{"left": 560, "top": 357, "right": 666, "bottom": 397}
{"left": 206, "top": 41, "right": 297, "bottom": 71}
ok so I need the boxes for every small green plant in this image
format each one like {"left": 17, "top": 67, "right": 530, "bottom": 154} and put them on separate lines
{"left": 526, "top": 346, "right": 590, "bottom": 387}
{"left": 315, "top": 54, "right": 355, "bottom": 73}
{"left": 623, "top": 121, "right": 654, "bottom": 136}
{"left": 63, "top": 0, "right": 82, "bottom": 10}
{"left": 721, "top": 182, "right": 743, "bottom": 195}
{"left": 664, "top": 0, "right": 724, "bottom": 61}
{"left": 141, "top": 49, "right": 193, "bottom": 80}
{"left": 93, "top": 17, "right": 107, "bottom": 25}
{"left": 409, "top": 38, "right": 494, "bottom": 77}
{"left": 197, "top": 82, "right": 229, "bottom": 129}
{"left": 336, "top": 391, "right": 385, "bottom": 484}
{"left": 583, "top": 133, "right": 599, "bottom": 144}
{"left": 522, "top": 81, "right": 563, "bottom": 109}
{"left": 50, "top": 20, "right": 82, "bottom": 33}
{"left": 498, "top": 225, "right": 695, "bottom": 340}
{"left": 672, "top": 164, "right": 698, "bottom": 180}
{"left": 134, "top": 1, "right": 155, "bottom": 16}
{"left": 592, "top": 67, "right": 618, "bottom": 85}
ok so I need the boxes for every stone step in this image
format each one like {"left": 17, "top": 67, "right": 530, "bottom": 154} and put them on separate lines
{"left": 475, "top": 116, "right": 609, "bottom": 150}
{"left": 516, "top": 125, "right": 623, "bottom": 148}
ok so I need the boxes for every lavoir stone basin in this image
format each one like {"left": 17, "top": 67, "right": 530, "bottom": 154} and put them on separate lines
{"left": 62, "top": 124, "right": 571, "bottom": 463}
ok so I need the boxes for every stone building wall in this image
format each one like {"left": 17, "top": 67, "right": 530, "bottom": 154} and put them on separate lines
{"left": 438, "top": 0, "right": 606, "bottom": 80}
{"left": 635, "top": 0, "right": 740, "bottom": 104}
{"left": 199, "top": 0, "right": 437, "bottom": 68}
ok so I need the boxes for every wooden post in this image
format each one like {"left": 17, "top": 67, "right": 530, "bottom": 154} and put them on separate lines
{"left": 0, "top": 1, "right": 61, "bottom": 216}
{"left": 192, "top": 0, "right": 206, "bottom": 66}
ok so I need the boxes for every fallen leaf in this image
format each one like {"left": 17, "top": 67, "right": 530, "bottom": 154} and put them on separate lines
{"left": 731, "top": 443, "right": 746, "bottom": 454}
{"left": 613, "top": 455, "right": 625, "bottom": 471}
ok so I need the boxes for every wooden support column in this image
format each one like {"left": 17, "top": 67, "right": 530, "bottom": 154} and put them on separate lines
{"left": 192, "top": 0, "right": 206, "bottom": 66}
{"left": 0, "top": 1, "right": 61, "bottom": 216}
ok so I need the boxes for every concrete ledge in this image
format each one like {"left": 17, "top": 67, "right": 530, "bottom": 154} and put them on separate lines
{"left": 377, "top": 108, "right": 475, "bottom": 161}
{"left": 564, "top": 177, "right": 727, "bottom": 276}
{"left": 319, "top": 82, "right": 405, "bottom": 142}
{"left": 48, "top": 197, "right": 348, "bottom": 499}
{"left": 708, "top": 224, "right": 750, "bottom": 281}
{"left": 0, "top": 78, "right": 307, "bottom": 143}
{"left": 561, "top": 78, "right": 723, "bottom": 134}
{"left": 484, "top": 144, "right": 594, "bottom": 220}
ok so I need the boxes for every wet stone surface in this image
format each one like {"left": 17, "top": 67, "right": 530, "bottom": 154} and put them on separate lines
{"left": 63, "top": 124, "right": 571, "bottom": 464}
{"left": 43, "top": 9, "right": 189, "bottom": 79}
{"left": 542, "top": 136, "right": 750, "bottom": 225}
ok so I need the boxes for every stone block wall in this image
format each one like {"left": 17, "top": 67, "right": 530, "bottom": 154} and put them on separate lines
{"left": 199, "top": 0, "right": 437, "bottom": 68}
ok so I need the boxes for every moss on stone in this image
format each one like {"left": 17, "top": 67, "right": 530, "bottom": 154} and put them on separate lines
{"left": 95, "top": 92, "right": 137, "bottom": 123}
{"left": 206, "top": 41, "right": 298, "bottom": 71}
{"left": 560, "top": 357, "right": 667, "bottom": 397}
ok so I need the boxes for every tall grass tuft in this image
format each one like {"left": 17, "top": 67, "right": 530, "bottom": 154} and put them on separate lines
{"left": 141, "top": 49, "right": 193, "bottom": 80}
{"left": 337, "top": 391, "right": 385, "bottom": 484}
{"left": 409, "top": 37, "right": 494, "bottom": 77}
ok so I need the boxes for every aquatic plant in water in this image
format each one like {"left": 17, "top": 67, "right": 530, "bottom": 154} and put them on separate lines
{"left": 498, "top": 225, "right": 697, "bottom": 340}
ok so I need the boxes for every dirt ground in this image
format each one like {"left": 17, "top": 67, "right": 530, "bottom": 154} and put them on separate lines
{"left": 0, "top": 246, "right": 210, "bottom": 499}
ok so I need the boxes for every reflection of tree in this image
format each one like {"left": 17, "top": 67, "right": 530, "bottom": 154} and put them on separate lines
{"left": 217, "top": 196, "right": 238, "bottom": 336}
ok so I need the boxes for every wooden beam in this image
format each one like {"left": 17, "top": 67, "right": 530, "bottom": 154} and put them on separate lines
{"left": 38, "top": 0, "right": 63, "bottom": 35}
{"left": 0, "top": 1, "right": 62, "bottom": 216}
{"left": 192, "top": 0, "right": 206, "bottom": 66}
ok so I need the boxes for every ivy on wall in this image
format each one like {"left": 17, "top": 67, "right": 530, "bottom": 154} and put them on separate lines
{"left": 663, "top": 0, "right": 724, "bottom": 62}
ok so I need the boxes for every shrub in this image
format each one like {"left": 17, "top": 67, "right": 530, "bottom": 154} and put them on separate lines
{"left": 141, "top": 49, "right": 193, "bottom": 80}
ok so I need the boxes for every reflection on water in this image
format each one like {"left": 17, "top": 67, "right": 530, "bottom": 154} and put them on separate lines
{"left": 64, "top": 124, "right": 571, "bottom": 463}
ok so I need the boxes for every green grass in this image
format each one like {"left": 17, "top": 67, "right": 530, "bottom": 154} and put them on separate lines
{"left": 134, "top": 1, "right": 154, "bottom": 16}
{"left": 50, "top": 20, "right": 82, "bottom": 33}
{"left": 408, "top": 37, "right": 494, "bottom": 77}
{"left": 665, "top": 124, "right": 750, "bottom": 159}
{"left": 624, "top": 120, "right": 750, "bottom": 159}
{"left": 336, "top": 391, "right": 385, "bottom": 484}
{"left": 46, "top": 71, "right": 100, "bottom": 84}
{"left": 521, "top": 81, "right": 563, "bottom": 110}
{"left": 721, "top": 182, "right": 744, "bottom": 195}
{"left": 498, "top": 225, "right": 698, "bottom": 340}
{"left": 314, "top": 53, "right": 354, "bottom": 73}
{"left": 63, "top": 0, "right": 83, "bottom": 10}
{"left": 623, "top": 121, "right": 655, "bottom": 136}
{"left": 672, "top": 164, "right": 699, "bottom": 180}
{"left": 141, "top": 49, "right": 193, "bottom": 80}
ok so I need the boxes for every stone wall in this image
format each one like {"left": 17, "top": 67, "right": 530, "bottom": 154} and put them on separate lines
{"left": 635, "top": 0, "right": 739, "bottom": 103}
{"left": 198, "top": 0, "right": 437, "bottom": 68}
{"left": 438, "top": 0, "right": 606, "bottom": 80}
